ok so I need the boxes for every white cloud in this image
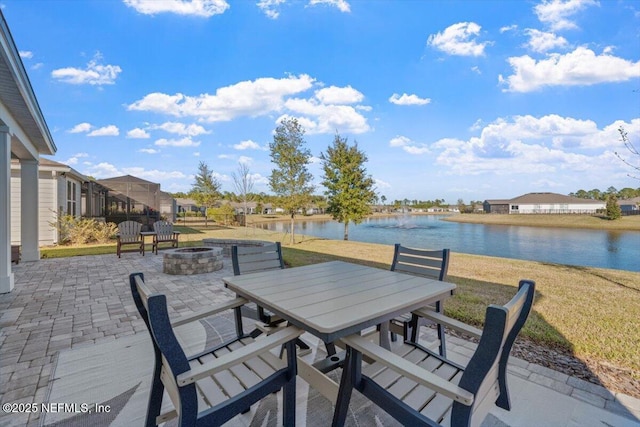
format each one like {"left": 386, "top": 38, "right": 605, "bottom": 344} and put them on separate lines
{"left": 128, "top": 74, "right": 315, "bottom": 122}
{"left": 280, "top": 99, "right": 370, "bottom": 134}
{"left": 308, "top": 0, "right": 350, "bottom": 13}
{"left": 123, "top": 167, "right": 188, "bottom": 181}
{"left": 65, "top": 152, "right": 89, "bottom": 165}
{"left": 388, "top": 93, "right": 431, "bottom": 106}
{"left": 389, "top": 136, "right": 411, "bottom": 147}
{"left": 31, "top": 63, "right": 43, "bottom": 70}
{"left": 88, "top": 125, "right": 119, "bottom": 137}
{"left": 193, "top": 152, "right": 200, "bottom": 157}
{"left": 155, "top": 137, "right": 200, "bottom": 147}
{"left": 471, "top": 66, "right": 481, "bottom": 74}
{"left": 389, "top": 135, "right": 430, "bottom": 154}
{"left": 69, "top": 122, "right": 92, "bottom": 133}
{"left": 19, "top": 51, "right": 33, "bottom": 59}
{"left": 150, "top": 122, "right": 210, "bottom": 136}
{"left": 129, "top": 75, "right": 371, "bottom": 135}
{"left": 500, "top": 25, "right": 518, "bottom": 33}
{"left": 250, "top": 173, "right": 269, "bottom": 185}
{"left": 138, "top": 148, "right": 159, "bottom": 154}
{"left": 524, "top": 29, "right": 568, "bottom": 53}
{"left": 315, "top": 85, "right": 363, "bottom": 104}
{"left": 257, "top": 0, "right": 286, "bottom": 19}
{"left": 82, "top": 162, "right": 120, "bottom": 178}
{"left": 427, "top": 22, "right": 489, "bottom": 57}
{"left": 534, "top": 0, "right": 599, "bottom": 31}
{"left": 123, "top": 0, "right": 229, "bottom": 17}
{"left": 127, "top": 128, "right": 150, "bottom": 139}
{"left": 51, "top": 53, "right": 122, "bottom": 86}
{"left": 238, "top": 156, "right": 253, "bottom": 164}
{"left": 374, "top": 178, "right": 391, "bottom": 190}
{"left": 500, "top": 47, "right": 640, "bottom": 92}
{"left": 218, "top": 154, "right": 234, "bottom": 159}
{"left": 431, "top": 115, "right": 639, "bottom": 177}
{"left": 470, "top": 119, "right": 483, "bottom": 131}
{"left": 233, "top": 140, "right": 263, "bottom": 150}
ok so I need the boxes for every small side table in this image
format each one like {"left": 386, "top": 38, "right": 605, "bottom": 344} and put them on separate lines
{"left": 140, "top": 232, "right": 156, "bottom": 254}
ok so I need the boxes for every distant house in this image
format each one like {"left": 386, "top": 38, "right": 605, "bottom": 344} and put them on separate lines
{"left": 175, "top": 197, "right": 199, "bottom": 213}
{"left": 230, "top": 201, "right": 258, "bottom": 215}
{"left": 10, "top": 158, "right": 88, "bottom": 245}
{"left": 618, "top": 197, "right": 640, "bottom": 214}
{"left": 484, "top": 192, "right": 605, "bottom": 214}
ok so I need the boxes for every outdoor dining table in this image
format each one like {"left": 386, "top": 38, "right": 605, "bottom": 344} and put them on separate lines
{"left": 223, "top": 260, "right": 457, "bottom": 403}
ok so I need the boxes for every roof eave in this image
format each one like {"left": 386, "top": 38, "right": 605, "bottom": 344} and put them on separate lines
{"left": 0, "top": 11, "right": 56, "bottom": 156}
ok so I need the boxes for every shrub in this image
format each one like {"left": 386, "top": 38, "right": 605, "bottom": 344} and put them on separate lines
{"left": 208, "top": 205, "right": 235, "bottom": 225}
{"left": 50, "top": 212, "right": 117, "bottom": 245}
{"left": 606, "top": 195, "right": 622, "bottom": 220}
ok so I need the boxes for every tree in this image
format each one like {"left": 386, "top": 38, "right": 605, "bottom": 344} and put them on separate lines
{"left": 269, "top": 118, "right": 314, "bottom": 244}
{"left": 232, "top": 162, "right": 255, "bottom": 224}
{"left": 190, "top": 161, "right": 221, "bottom": 212}
{"left": 616, "top": 126, "right": 639, "bottom": 180}
{"left": 606, "top": 194, "right": 622, "bottom": 220}
{"left": 457, "top": 198, "right": 466, "bottom": 213}
{"left": 320, "top": 133, "right": 376, "bottom": 240}
{"left": 381, "top": 195, "right": 387, "bottom": 206}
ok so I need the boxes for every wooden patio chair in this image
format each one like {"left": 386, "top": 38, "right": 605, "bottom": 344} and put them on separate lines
{"left": 152, "top": 220, "right": 180, "bottom": 255}
{"left": 129, "top": 273, "right": 302, "bottom": 427}
{"left": 332, "top": 280, "right": 536, "bottom": 427}
{"left": 116, "top": 220, "right": 144, "bottom": 258}
{"left": 231, "top": 243, "right": 285, "bottom": 326}
{"left": 231, "top": 242, "right": 322, "bottom": 355}
{"left": 389, "top": 244, "right": 450, "bottom": 352}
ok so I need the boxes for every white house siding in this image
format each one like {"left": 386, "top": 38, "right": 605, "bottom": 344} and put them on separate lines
{"left": 510, "top": 202, "right": 604, "bottom": 214}
{"left": 41, "top": 172, "right": 58, "bottom": 244}
{"left": 10, "top": 169, "right": 20, "bottom": 244}
{"left": 9, "top": 169, "right": 83, "bottom": 246}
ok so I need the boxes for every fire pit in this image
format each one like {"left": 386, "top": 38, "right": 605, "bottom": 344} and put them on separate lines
{"left": 163, "top": 247, "right": 223, "bottom": 275}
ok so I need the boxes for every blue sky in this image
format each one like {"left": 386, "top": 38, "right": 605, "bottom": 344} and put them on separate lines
{"left": 6, "top": 0, "right": 640, "bottom": 204}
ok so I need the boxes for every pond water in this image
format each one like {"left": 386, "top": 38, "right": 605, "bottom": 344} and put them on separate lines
{"left": 260, "top": 215, "right": 640, "bottom": 272}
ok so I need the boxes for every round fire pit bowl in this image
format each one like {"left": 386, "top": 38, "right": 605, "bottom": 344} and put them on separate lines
{"left": 163, "top": 247, "right": 223, "bottom": 275}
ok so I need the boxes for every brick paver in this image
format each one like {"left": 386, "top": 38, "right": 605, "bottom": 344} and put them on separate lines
{"left": 0, "top": 253, "right": 236, "bottom": 426}
{"left": 1, "top": 253, "right": 639, "bottom": 426}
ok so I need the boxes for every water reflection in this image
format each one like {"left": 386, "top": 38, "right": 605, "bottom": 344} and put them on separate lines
{"left": 260, "top": 215, "right": 639, "bottom": 272}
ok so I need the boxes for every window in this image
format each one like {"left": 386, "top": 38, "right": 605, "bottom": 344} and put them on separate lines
{"left": 511, "top": 205, "right": 519, "bottom": 210}
{"left": 67, "top": 181, "right": 77, "bottom": 215}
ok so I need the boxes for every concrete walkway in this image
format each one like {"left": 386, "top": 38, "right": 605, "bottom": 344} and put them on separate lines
{"left": 0, "top": 253, "right": 638, "bottom": 426}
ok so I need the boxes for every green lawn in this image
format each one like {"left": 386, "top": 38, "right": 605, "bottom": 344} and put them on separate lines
{"left": 40, "top": 223, "right": 640, "bottom": 383}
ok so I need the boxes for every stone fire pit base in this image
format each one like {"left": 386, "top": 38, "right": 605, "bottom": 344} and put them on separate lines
{"left": 163, "top": 247, "right": 223, "bottom": 275}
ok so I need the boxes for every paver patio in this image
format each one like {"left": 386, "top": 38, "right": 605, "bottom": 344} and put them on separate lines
{"left": 0, "top": 253, "right": 638, "bottom": 426}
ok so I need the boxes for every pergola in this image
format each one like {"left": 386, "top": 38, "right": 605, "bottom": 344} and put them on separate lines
{"left": 0, "top": 11, "right": 56, "bottom": 293}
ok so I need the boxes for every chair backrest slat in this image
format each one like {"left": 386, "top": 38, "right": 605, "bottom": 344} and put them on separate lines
{"left": 232, "top": 242, "right": 284, "bottom": 276}
{"left": 118, "top": 221, "right": 142, "bottom": 242}
{"left": 391, "top": 244, "right": 450, "bottom": 281}
{"left": 153, "top": 221, "right": 174, "bottom": 238}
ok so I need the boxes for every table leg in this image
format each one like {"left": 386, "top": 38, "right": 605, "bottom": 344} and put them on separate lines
{"left": 378, "top": 321, "right": 391, "bottom": 350}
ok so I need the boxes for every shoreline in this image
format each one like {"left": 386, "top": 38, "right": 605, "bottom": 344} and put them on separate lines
{"left": 245, "top": 212, "right": 640, "bottom": 232}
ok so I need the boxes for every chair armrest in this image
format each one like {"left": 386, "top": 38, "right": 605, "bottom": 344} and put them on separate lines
{"left": 413, "top": 308, "right": 483, "bottom": 340}
{"left": 341, "top": 334, "right": 474, "bottom": 406}
{"left": 173, "top": 231, "right": 181, "bottom": 235}
{"left": 171, "top": 297, "right": 247, "bottom": 327}
{"left": 177, "top": 326, "right": 303, "bottom": 386}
